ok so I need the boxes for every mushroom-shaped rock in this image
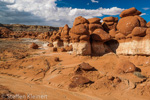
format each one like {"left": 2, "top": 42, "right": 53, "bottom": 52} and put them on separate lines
{"left": 88, "top": 18, "right": 101, "bottom": 24}
{"left": 30, "top": 43, "right": 39, "bottom": 49}
{"left": 61, "top": 24, "right": 70, "bottom": 36}
{"left": 119, "top": 7, "right": 141, "bottom": 18}
{"left": 116, "top": 60, "right": 137, "bottom": 73}
{"left": 117, "top": 16, "right": 140, "bottom": 35}
{"left": 91, "top": 29, "right": 111, "bottom": 42}
{"left": 131, "top": 27, "right": 147, "bottom": 37}
{"left": 73, "top": 16, "right": 89, "bottom": 26}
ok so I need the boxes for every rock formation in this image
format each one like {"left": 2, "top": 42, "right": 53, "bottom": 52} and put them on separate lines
{"left": 69, "top": 16, "right": 91, "bottom": 55}
{"left": 1, "top": 7, "right": 150, "bottom": 56}
{"left": 61, "top": 24, "right": 70, "bottom": 47}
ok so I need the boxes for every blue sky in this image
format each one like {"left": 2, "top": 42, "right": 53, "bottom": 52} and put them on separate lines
{"left": 56, "top": 0, "right": 150, "bottom": 21}
{"left": 0, "top": 0, "right": 149, "bottom": 27}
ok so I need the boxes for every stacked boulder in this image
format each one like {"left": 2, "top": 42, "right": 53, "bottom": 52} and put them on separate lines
{"left": 88, "top": 18, "right": 112, "bottom": 55}
{"left": 50, "top": 30, "right": 63, "bottom": 47}
{"left": 117, "top": 7, "right": 147, "bottom": 38}
{"left": 61, "top": 24, "right": 70, "bottom": 47}
{"left": 69, "top": 16, "right": 91, "bottom": 55}
{"left": 102, "top": 17, "right": 118, "bottom": 32}
{"left": 115, "top": 7, "right": 150, "bottom": 55}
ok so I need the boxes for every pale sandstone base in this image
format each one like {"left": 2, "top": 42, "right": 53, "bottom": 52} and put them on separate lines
{"left": 53, "top": 41, "right": 63, "bottom": 47}
{"left": 72, "top": 42, "right": 91, "bottom": 55}
{"left": 116, "top": 39, "right": 150, "bottom": 55}
{"left": 63, "top": 42, "right": 69, "bottom": 47}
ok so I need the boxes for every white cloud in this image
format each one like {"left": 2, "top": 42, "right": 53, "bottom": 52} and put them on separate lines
{"left": 87, "top": 3, "right": 89, "bottom": 5}
{"left": 91, "top": 0, "right": 99, "bottom": 3}
{"left": 1, "top": 0, "right": 124, "bottom": 27}
{"left": 142, "top": 7, "right": 150, "bottom": 10}
{"left": 0, "top": 0, "right": 14, "bottom": 3}
{"left": 140, "top": 13, "right": 146, "bottom": 16}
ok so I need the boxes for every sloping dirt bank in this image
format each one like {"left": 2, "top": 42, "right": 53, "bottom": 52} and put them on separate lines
{"left": 0, "top": 38, "right": 150, "bottom": 100}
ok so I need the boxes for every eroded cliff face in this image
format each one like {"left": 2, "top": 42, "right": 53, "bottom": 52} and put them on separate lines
{"left": 0, "top": 24, "right": 59, "bottom": 32}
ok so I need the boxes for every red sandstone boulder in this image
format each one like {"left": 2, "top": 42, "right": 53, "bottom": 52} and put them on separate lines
{"left": 109, "top": 29, "right": 117, "bottom": 38}
{"left": 115, "top": 33, "right": 126, "bottom": 40}
{"left": 131, "top": 27, "right": 147, "bottom": 37}
{"left": 119, "top": 7, "right": 141, "bottom": 18}
{"left": 54, "top": 57, "right": 59, "bottom": 62}
{"left": 79, "top": 35, "right": 90, "bottom": 41}
{"left": 103, "top": 17, "right": 118, "bottom": 22}
{"left": 117, "top": 16, "right": 140, "bottom": 35}
{"left": 91, "top": 29, "right": 111, "bottom": 41}
{"left": 73, "top": 16, "right": 89, "bottom": 26}
{"left": 78, "top": 62, "right": 94, "bottom": 71}
{"left": 30, "top": 43, "right": 39, "bottom": 49}
{"left": 134, "top": 16, "right": 147, "bottom": 27}
{"left": 53, "top": 47, "right": 57, "bottom": 52}
{"left": 61, "top": 24, "right": 70, "bottom": 36}
{"left": 116, "top": 60, "right": 137, "bottom": 73}
{"left": 102, "top": 17, "right": 118, "bottom": 32}
{"left": 89, "top": 24, "right": 103, "bottom": 32}
{"left": 70, "top": 24, "right": 89, "bottom": 35}
{"left": 70, "top": 75, "right": 90, "bottom": 85}
{"left": 88, "top": 18, "right": 101, "bottom": 24}
{"left": 146, "top": 22, "right": 150, "bottom": 28}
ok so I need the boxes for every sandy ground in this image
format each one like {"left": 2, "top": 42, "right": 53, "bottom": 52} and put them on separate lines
{"left": 0, "top": 38, "right": 150, "bottom": 100}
